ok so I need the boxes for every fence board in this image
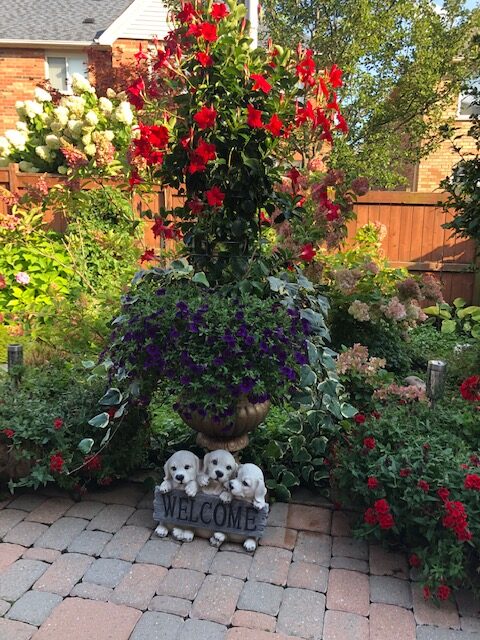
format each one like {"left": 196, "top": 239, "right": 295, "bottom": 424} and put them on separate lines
{"left": 1, "top": 166, "right": 478, "bottom": 303}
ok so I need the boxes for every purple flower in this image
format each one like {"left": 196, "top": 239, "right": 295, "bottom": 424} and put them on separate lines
{"left": 238, "top": 377, "right": 255, "bottom": 394}
{"left": 222, "top": 332, "right": 236, "bottom": 348}
{"left": 156, "top": 288, "right": 166, "bottom": 296}
{"left": 295, "top": 351, "right": 308, "bottom": 365}
{"left": 280, "top": 366, "right": 297, "bottom": 381}
{"left": 213, "top": 355, "right": 225, "bottom": 366}
{"left": 15, "top": 272, "right": 30, "bottom": 285}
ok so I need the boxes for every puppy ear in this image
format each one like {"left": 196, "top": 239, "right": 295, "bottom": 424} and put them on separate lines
{"left": 201, "top": 452, "right": 212, "bottom": 474}
{"left": 193, "top": 454, "right": 201, "bottom": 475}
{"left": 163, "top": 461, "right": 172, "bottom": 481}
{"left": 254, "top": 476, "right": 267, "bottom": 505}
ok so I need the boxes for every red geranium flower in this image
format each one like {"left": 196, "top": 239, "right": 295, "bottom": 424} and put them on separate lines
{"left": 53, "top": 418, "right": 63, "bottom": 430}
{"left": 465, "top": 474, "right": 480, "bottom": 490}
{"left": 423, "top": 586, "right": 431, "bottom": 600}
{"left": 84, "top": 454, "right": 102, "bottom": 472}
{"left": 299, "top": 243, "right": 316, "bottom": 262}
{"left": 409, "top": 554, "right": 421, "bottom": 568}
{"left": 2, "top": 428, "right": 14, "bottom": 438}
{"left": 200, "top": 22, "right": 218, "bottom": 42}
{"left": 265, "top": 114, "right": 284, "bottom": 136}
{"left": 196, "top": 51, "right": 213, "bottom": 67}
{"left": 437, "top": 487, "right": 450, "bottom": 502}
{"left": 399, "top": 468, "right": 411, "bottom": 478}
{"left": 417, "top": 480, "right": 430, "bottom": 492}
{"left": 364, "top": 507, "right": 377, "bottom": 525}
{"left": 367, "top": 477, "right": 379, "bottom": 489}
{"left": 460, "top": 375, "right": 480, "bottom": 402}
{"left": 374, "top": 499, "right": 390, "bottom": 514}
{"left": 378, "top": 513, "right": 395, "bottom": 530}
{"left": 50, "top": 452, "right": 64, "bottom": 473}
{"left": 211, "top": 2, "right": 229, "bottom": 20}
{"left": 363, "top": 436, "right": 376, "bottom": 450}
{"left": 354, "top": 413, "right": 366, "bottom": 424}
{"left": 206, "top": 186, "right": 225, "bottom": 207}
{"left": 140, "top": 249, "right": 156, "bottom": 263}
{"left": 371, "top": 410, "right": 381, "bottom": 419}
{"left": 194, "top": 105, "right": 217, "bottom": 129}
{"left": 437, "top": 585, "right": 451, "bottom": 601}
{"left": 247, "top": 104, "right": 263, "bottom": 128}
{"left": 251, "top": 74, "right": 272, "bottom": 94}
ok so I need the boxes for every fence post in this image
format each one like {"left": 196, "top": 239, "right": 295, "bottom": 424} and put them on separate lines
{"left": 7, "top": 163, "right": 19, "bottom": 193}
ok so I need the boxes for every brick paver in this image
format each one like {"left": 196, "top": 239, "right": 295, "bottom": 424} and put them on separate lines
{"left": 1, "top": 485, "right": 480, "bottom": 640}
{"left": 34, "top": 597, "right": 141, "bottom": 640}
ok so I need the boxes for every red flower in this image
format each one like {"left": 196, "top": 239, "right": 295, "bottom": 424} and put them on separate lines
{"left": 84, "top": 454, "right": 102, "bottom": 472}
{"left": 53, "top": 418, "right": 63, "bottom": 430}
{"left": 177, "top": 2, "right": 197, "bottom": 22}
{"left": 296, "top": 49, "right": 316, "bottom": 85}
{"left": 196, "top": 51, "right": 213, "bottom": 67}
{"left": 194, "top": 105, "right": 217, "bottom": 129}
{"left": 437, "top": 585, "right": 451, "bottom": 601}
{"left": 188, "top": 138, "right": 216, "bottom": 173}
{"left": 363, "top": 436, "right": 376, "bottom": 451}
{"left": 409, "top": 554, "right": 421, "bottom": 568}
{"left": 2, "top": 428, "right": 14, "bottom": 438}
{"left": 371, "top": 410, "right": 381, "bottom": 419}
{"left": 286, "top": 167, "right": 301, "bottom": 192}
{"left": 437, "top": 487, "right": 450, "bottom": 502}
{"left": 187, "top": 198, "right": 204, "bottom": 214}
{"left": 399, "top": 468, "right": 411, "bottom": 478}
{"left": 50, "top": 452, "right": 64, "bottom": 473}
{"left": 260, "top": 211, "right": 271, "bottom": 225}
{"left": 336, "top": 113, "right": 348, "bottom": 134}
{"left": 460, "top": 375, "right": 480, "bottom": 402}
{"left": 140, "top": 249, "right": 156, "bottom": 263}
{"left": 423, "top": 586, "right": 431, "bottom": 600}
{"left": 206, "top": 186, "right": 225, "bottom": 207}
{"left": 443, "top": 500, "right": 471, "bottom": 541}
{"left": 151, "top": 218, "right": 180, "bottom": 239}
{"left": 134, "top": 44, "right": 148, "bottom": 64}
{"left": 374, "top": 499, "right": 390, "bottom": 514}
{"left": 417, "top": 480, "right": 430, "bottom": 492}
{"left": 0, "top": 274, "right": 5, "bottom": 289}
{"left": 265, "top": 114, "right": 284, "bottom": 136}
{"left": 378, "top": 513, "right": 395, "bottom": 530}
{"left": 364, "top": 507, "right": 377, "bottom": 525}
{"left": 329, "top": 64, "right": 343, "bottom": 88}
{"left": 126, "top": 78, "right": 145, "bottom": 110}
{"left": 465, "top": 474, "right": 480, "bottom": 490}
{"left": 367, "top": 477, "right": 379, "bottom": 489}
{"left": 251, "top": 74, "right": 272, "bottom": 94}
{"left": 128, "top": 171, "right": 143, "bottom": 190}
{"left": 200, "top": 22, "right": 218, "bottom": 42}
{"left": 299, "top": 243, "right": 316, "bottom": 262}
{"left": 247, "top": 104, "right": 263, "bottom": 128}
{"left": 211, "top": 2, "right": 229, "bottom": 20}
{"left": 354, "top": 413, "right": 366, "bottom": 424}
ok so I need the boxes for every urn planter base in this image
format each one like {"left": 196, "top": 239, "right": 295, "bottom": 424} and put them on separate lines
{"left": 196, "top": 432, "right": 250, "bottom": 453}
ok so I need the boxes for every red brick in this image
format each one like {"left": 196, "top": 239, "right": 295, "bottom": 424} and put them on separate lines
{"left": 370, "top": 603, "right": 416, "bottom": 640}
{"left": 323, "top": 610, "right": 369, "bottom": 640}
{"left": 231, "top": 610, "right": 276, "bottom": 632}
{"left": 326, "top": 569, "right": 369, "bottom": 616}
{"left": 0, "top": 543, "right": 25, "bottom": 573}
{"left": 287, "top": 504, "right": 331, "bottom": 533}
{"left": 259, "top": 526, "right": 297, "bottom": 550}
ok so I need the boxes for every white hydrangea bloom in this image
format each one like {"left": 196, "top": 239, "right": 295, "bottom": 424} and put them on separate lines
{"left": 106, "top": 88, "right": 116, "bottom": 99}
{"left": 50, "top": 122, "right": 64, "bottom": 135}
{"left": 35, "top": 145, "right": 53, "bottom": 161}
{"left": 45, "top": 134, "right": 60, "bottom": 149}
{"left": 81, "top": 133, "right": 92, "bottom": 146}
{"left": 5, "top": 129, "right": 28, "bottom": 150}
{"left": 34, "top": 87, "right": 52, "bottom": 102}
{"left": 24, "top": 99, "right": 44, "bottom": 119}
{"left": 53, "top": 106, "right": 69, "bottom": 126}
{"left": 84, "top": 110, "right": 99, "bottom": 126}
{"left": 57, "top": 165, "right": 68, "bottom": 175}
{"left": 0, "top": 136, "right": 11, "bottom": 155}
{"left": 16, "top": 121, "right": 28, "bottom": 131}
{"left": 98, "top": 97, "right": 113, "bottom": 114}
{"left": 71, "top": 73, "right": 94, "bottom": 94}
{"left": 114, "top": 101, "right": 133, "bottom": 125}
{"left": 62, "top": 95, "right": 85, "bottom": 117}
{"left": 117, "top": 91, "right": 127, "bottom": 101}
{"left": 15, "top": 101, "right": 26, "bottom": 117}
{"left": 19, "top": 160, "right": 40, "bottom": 172}
{"left": 104, "top": 129, "right": 114, "bottom": 141}
{"left": 84, "top": 143, "right": 96, "bottom": 156}
{"left": 67, "top": 119, "right": 84, "bottom": 139}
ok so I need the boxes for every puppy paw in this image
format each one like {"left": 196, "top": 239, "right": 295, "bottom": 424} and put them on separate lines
{"left": 197, "top": 473, "right": 209, "bottom": 487}
{"left": 219, "top": 490, "right": 232, "bottom": 503}
{"left": 155, "top": 524, "right": 168, "bottom": 538}
{"left": 159, "top": 480, "right": 172, "bottom": 494}
{"left": 182, "top": 529, "right": 194, "bottom": 543}
{"left": 209, "top": 532, "right": 225, "bottom": 547}
{"left": 172, "top": 527, "right": 186, "bottom": 541}
{"left": 185, "top": 481, "right": 198, "bottom": 497}
{"left": 253, "top": 499, "right": 265, "bottom": 511}
{"left": 243, "top": 538, "right": 257, "bottom": 552}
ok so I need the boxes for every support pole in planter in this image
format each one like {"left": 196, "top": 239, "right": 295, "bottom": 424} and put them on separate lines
{"left": 426, "top": 359, "right": 447, "bottom": 408}
{"left": 7, "top": 344, "right": 23, "bottom": 386}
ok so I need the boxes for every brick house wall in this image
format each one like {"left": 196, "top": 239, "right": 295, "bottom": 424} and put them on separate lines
{"left": 0, "top": 49, "right": 46, "bottom": 130}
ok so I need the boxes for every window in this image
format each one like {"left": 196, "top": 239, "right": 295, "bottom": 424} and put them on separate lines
{"left": 45, "top": 52, "right": 88, "bottom": 93}
{"left": 457, "top": 79, "right": 480, "bottom": 120}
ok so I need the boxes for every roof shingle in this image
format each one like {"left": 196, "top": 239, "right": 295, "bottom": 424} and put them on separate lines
{"left": 0, "top": 0, "right": 136, "bottom": 43}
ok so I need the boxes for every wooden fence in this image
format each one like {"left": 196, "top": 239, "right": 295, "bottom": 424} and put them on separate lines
{"left": 1, "top": 165, "right": 478, "bottom": 303}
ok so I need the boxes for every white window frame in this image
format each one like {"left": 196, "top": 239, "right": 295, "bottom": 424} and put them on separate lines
{"left": 44, "top": 51, "right": 89, "bottom": 94}
{"left": 457, "top": 80, "right": 480, "bottom": 121}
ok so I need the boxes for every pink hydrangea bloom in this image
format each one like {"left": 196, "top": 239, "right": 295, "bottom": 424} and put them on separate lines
{"left": 15, "top": 272, "right": 30, "bottom": 285}
{"left": 348, "top": 299, "right": 370, "bottom": 322}
{"left": 382, "top": 296, "right": 407, "bottom": 321}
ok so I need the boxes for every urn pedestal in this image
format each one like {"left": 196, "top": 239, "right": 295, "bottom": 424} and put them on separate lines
{"left": 177, "top": 396, "right": 271, "bottom": 452}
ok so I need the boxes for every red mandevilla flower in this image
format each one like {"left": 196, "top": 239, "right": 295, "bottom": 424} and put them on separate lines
{"left": 187, "top": 198, "right": 204, "bottom": 214}
{"left": 199, "top": 22, "right": 218, "bottom": 42}
{"left": 206, "top": 186, "right": 225, "bottom": 207}
{"left": 367, "top": 477, "right": 379, "bottom": 490}
{"left": 409, "top": 554, "right": 421, "bottom": 568}
{"left": 49, "top": 452, "right": 64, "bottom": 473}
{"left": 193, "top": 105, "right": 217, "bottom": 129}
{"left": 363, "top": 436, "right": 376, "bottom": 451}
{"left": 417, "top": 480, "right": 430, "bottom": 493}
{"left": 250, "top": 74, "right": 272, "bottom": 94}
{"left": 329, "top": 64, "right": 343, "bottom": 88}
{"left": 151, "top": 218, "right": 180, "bottom": 240}
{"left": 264, "top": 114, "right": 284, "bottom": 136}
{"left": 177, "top": 2, "right": 197, "bottom": 23}
{"left": 437, "top": 585, "right": 451, "bottom": 601}
{"left": 140, "top": 249, "right": 156, "bottom": 263}
{"left": 460, "top": 375, "right": 480, "bottom": 402}
{"left": 247, "top": 104, "right": 263, "bottom": 128}
{"left": 464, "top": 474, "right": 480, "bottom": 490}
{"left": 196, "top": 51, "right": 213, "bottom": 67}
{"left": 211, "top": 2, "right": 229, "bottom": 20}
{"left": 299, "top": 243, "right": 316, "bottom": 262}
{"left": 354, "top": 413, "right": 366, "bottom": 424}
{"left": 126, "top": 77, "right": 145, "bottom": 109}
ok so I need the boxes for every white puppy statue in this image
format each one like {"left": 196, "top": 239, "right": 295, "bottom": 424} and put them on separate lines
{"left": 197, "top": 450, "right": 238, "bottom": 547}
{"left": 155, "top": 450, "right": 200, "bottom": 542}
{"left": 228, "top": 463, "right": 268, "bottom": 551}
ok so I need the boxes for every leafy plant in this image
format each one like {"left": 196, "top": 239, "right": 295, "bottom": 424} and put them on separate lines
{"left": 424, "top": 297, "right": 480, "bottom": 340}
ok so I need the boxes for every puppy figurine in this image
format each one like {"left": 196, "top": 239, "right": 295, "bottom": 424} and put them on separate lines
{"left": 155, "top": 450, "right": 200, "bottom": 542}
{"left": 229, "top": 463, "right": 267, "bottom": 551}
{"left": 197, "top": 450, "right": 238, "bottom": 548}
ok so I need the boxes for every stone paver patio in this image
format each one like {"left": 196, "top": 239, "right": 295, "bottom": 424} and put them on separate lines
{"left": 0, "top": 482, "right": 479, "bottom": 639}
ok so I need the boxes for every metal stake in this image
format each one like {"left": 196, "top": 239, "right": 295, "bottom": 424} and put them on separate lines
{"left": 7, "top": 344, "right": 23, "bottom": 385}
{"left": 426, "top": 359, "right": 447, "bottom": 408}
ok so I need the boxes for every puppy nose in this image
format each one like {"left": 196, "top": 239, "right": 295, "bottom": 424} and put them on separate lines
{"left": 175, "top": 474, "right": 184, "bottom": 482}
{"left": 215, "top": 470, "right": 224, "bottom": 479}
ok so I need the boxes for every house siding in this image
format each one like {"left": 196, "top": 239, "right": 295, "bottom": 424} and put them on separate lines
{"left": 117, "top": 0, "right": 170, "bottom": 40}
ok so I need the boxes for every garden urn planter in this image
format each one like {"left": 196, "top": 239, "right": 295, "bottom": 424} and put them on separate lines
{"left": 177, "top": 395, "right": 271, "bottom": 452}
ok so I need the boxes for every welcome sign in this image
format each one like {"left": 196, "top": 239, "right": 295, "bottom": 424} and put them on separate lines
{"left": 153, "top": 488, "right": 269, "bottom": 538}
